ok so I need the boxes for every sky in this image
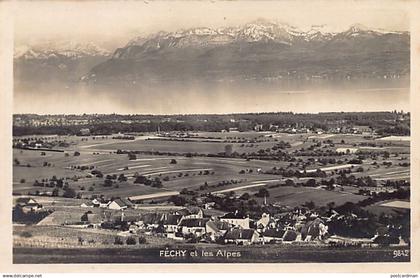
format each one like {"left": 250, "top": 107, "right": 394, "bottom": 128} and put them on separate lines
{"left": 13, "top": 1, "right": 409, "bottom": 49}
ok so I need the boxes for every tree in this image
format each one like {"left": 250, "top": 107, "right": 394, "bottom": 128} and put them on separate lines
{"left": 151, "top": 177, "right": 163, "bottom": 188}
{"left": 305, "top": 179, "right": 317, "bottom": 187}
{"left": 81, "top": 212, "right": 89, "bottom": 222}
{"left": 285, "top": 179, "right": 295, "bottom": 187}
{"left": 52, "top": 188, "right": 59, "bottom": 197}
{"left": 126, "top": 237, "right": 137, "bottom": 245}
{"left": 256, "top": 188, "right": 270, "bottom": 198}
{"left": 168, "top": 195, "right": 187, "bottom": 206}
{"left": 240, "top": 193, "right": 250, "bottom": 200}
{"left": 134, "top": 175, "right": 147, "bottom": 184}
{"left": 103, "top": 179, "right": 113, "bottom": 187}
{"left": 118, "top": 174, "right": 127, "bottom": 182}
{"left": 170, "top": 159, "right": 177, "bottom": 164}
{"left": 63, "top": 187, "right": 76, "bottom": 198}
{"left": 304, "top": 201, "right": 316, "bottom": 210}
{"left": 74, "top": 151, "right": 80, "bottom": 156}
{"left": 14, "top": 159, "right": 20, "bottom": 166}
{"left": 128, "top": 153, "right": 137, "bottom": 160}
{"left": 224, "top": 144, "right": 233, "bottom": 156}
{"left": 114, "top": 236, "right": 124, "bottom": 245}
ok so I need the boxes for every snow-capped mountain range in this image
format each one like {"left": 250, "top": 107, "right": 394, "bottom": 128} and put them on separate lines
{"left": 14, "top": 41, "right": 111, "bottom": 60}
{"left": 14, "top": 19, "right": 409, "bottom": 88}
{"left": 14, "top": 41, "right": 111, "bottom": 88}
{"left": 116, "top": 19, "right": 407, "bottom": 57}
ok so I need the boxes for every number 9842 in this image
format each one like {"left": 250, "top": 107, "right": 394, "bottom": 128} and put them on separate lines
{"left": 393, "top": 250, "right": 409, "bottom": 258}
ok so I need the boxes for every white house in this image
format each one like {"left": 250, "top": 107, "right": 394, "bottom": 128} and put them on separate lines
{"left": 178, "top": 218, "right": 209, "bottom": 236}
{"left": 108, "top": 198, "right": 133, "bottom": 210}
{"left": 161, "top": 214, "right": 182, "bottom": 233}
{"left": 256, "top": 213, "right": 270, "bottom": 229}
{"left": 220, "top": 211, "right": 250, "bottom": 229}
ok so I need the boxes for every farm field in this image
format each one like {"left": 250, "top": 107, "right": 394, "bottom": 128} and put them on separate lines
{"left": 13, "top": 131, "right": 410, "bottom": 203}
{"left": 379, "top": 200, "right": 410, "bottom": 209}
{"left": 11, "top": 114, "right": 411, "bottom": 264}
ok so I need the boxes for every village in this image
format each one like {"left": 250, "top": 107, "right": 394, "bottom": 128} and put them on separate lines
{"left": 12, "top": 111, "right": 411, "bottom": 262}
{"left": 13, "top": 190, "right": 409, "bottom": 249}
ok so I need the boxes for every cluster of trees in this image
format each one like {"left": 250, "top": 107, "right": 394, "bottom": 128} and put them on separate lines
{"left": 326, "top": 200, "right": 410, "bottom": 242}
{"left": 255, "top": 188, "right": 270, "bottom": 198}
{"left": 128, "top": 153, "right": 137, "bottom": 160}
{"left": 12, "top": 206, "right": 51, "bottom": 224}
{"left": 133, "top": 175, "right": 163, "bottom": 188}
{"left": 335, "top": 174, "right": 377, "bottom": 187}
{"left": 168, "top": 195, "right": 187, "bottom": 206}
{"left": 264, "top": 167, "right": 328, "bottom": 178}
{"left": 33, "top": 176, "right": 66, "bottom": 188}
{"left": 70, "top": 165, "right": 95, "bottom": 171}
{"left": 377, "top": 124, "right": 410, "bottom": 136}
{"left": 357, "top": 188, "right": 410, "bottom": 207}
{"left": 199, "top": 179, "right": 242, "bottom": 191}
{"left": 293, "top": 149, "right": 350, "bottom": 157}
{"left": 112, "top": 135, "right": 135, "bottom": 140}
{"left": 91, "top": 170, "right": 104, "bottom": 178}
{"left": 205, "top": 194, "right": 265, "bottom": 219}
{"left": 103, "top": 174, "right": 128, "bottom": 187}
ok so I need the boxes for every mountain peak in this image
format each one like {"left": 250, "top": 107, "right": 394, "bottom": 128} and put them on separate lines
{"left": 348, "top": 23, "right": 369, "bottom": 33}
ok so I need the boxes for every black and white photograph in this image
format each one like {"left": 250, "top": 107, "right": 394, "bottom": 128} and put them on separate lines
{"left": 1, "top": 0, "right": 419, "bottom": 271}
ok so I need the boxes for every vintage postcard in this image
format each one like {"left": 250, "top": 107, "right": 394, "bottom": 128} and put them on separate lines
{"left": 0, "top": 0, "right": 419, "bottom": 273}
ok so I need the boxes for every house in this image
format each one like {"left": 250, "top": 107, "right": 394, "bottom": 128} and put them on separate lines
{"left": 220, "top": 211, "right": 250, "bottom": 229}
{"left": 80, "top": 200, "right": 95, "bottom": 208}
{"left": 166, "top": 231, "right": 185, "bottom": 241}
{"left": 256, "top": 213, "right": 270, "bottom": 230}
{"left": 15, "top": 197, "right": 42, "bottom": 212}
{"left": 139, "top": 213, "right": 163, "bottom": 230}
{"left": 91, "top": 199, "right": 101, "bottom": 207}
{"left": 203, "top": 202, "right": 215, "bottom": 210}
{"left": 15, "top": 197, "right": 38, "bottom": 206}
{"left": 21, "top": 202, "right": 43, "bottom": 213}
{"left": 128, "top": 224, "right": 140, "bottom": 234}
{"left": 178, "top": 218, "right": 209, "bottom": 236}
{"left": 92, "top": 198, "right": 110, "bottom": 208}
{"left": 282, "top": 229, "right": 298, "bottom": 242}
{"left": 161, "top": 214, "right": 182, "bottom": 233}
{"left": 300, "top": 218, "right": 328, "bottom": 241}
{"left": 223, "top": 228, "right": 259, "bottom": 245}
{"left": 176, "top": 207, "right": 204, "bottom": 219}
{"left": 108, "top": 198, "right": 134, "bottom": 210}
{"left": 206, "top": 220, "right": 231, "bottom": 241}
{"left": 81, "top": 212, "right": 102, "bottom": 227}
{"left": 352, "top": 125, "right": 372, "bottom": 134}
{"left": 79, "top": 128, "right": 91, "bottom": 136}
{"left": 254, "top": 124, "right": 264, "bottom": 132}
{"left": 262, "top": 228, "right": 285, "bottom": 243}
